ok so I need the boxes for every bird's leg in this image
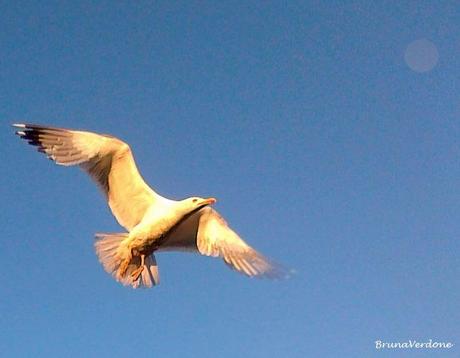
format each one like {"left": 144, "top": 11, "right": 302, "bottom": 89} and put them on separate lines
{"left": 130, "top": 254, "right": 145, "bottom": 282}
{"left": 116, "top": 251, "right": 133, "bottom": 280}
{"left": 117, "top": 260, "right": 130, "bottom": 280}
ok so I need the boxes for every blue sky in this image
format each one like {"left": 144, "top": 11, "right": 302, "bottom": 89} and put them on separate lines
{"left": 1, "top": 1, "right": 459, "bottom": 357}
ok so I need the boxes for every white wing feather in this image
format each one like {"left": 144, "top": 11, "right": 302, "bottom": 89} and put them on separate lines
{"left": 160, "top": 207, "right": 288, "bottom": 279}
{"left": 14, "top": 124, "right": 164, "bottom": 230}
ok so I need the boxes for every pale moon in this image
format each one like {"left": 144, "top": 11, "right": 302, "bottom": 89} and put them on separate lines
{"left": 404, "top": 39, "right": 439, "bottom": 73}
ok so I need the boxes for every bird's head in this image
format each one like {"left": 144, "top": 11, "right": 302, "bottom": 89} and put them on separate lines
{"left": 172, "top": 196, "right": 217, "bottom": 219}
{"left": 176, "top": 196, "right": 215, "bottom": 214}
{"left": 186, "top": 196, "right": 217, "bottom": 208}
{"left": 175, "top": 196, "right": 216, "bottom": 218}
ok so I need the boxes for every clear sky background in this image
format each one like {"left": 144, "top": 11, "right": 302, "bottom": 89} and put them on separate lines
{"left": 1, "top": 1, "right": 459, "bottom": 357}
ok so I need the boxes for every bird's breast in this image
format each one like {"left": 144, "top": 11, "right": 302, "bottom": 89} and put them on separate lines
{"left": 128, "top": 213, "right": 180, "bottom": 252}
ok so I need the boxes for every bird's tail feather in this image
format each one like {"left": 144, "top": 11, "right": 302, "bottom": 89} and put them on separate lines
{"left": 94, "top": 233, "right": 160, "bottom": 288}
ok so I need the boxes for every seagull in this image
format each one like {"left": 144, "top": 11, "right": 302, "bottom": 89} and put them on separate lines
{"left": 13, "top": 124, "right": 288, "bottom": 288}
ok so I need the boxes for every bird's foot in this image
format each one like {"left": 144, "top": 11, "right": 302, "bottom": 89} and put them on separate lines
{"left": 130, "top": 266, "right": 144, "bottom": 281}
{"left": 130, "top": 254, "right": 145, "bottom": 282}
{"left": 117, "top": 259, "right": 130, "bottom": 280}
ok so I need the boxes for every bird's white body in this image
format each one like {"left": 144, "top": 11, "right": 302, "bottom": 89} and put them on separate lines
{"left": 14, "top": 123, "right": 287, "bottom": 288}
{"left": 128, "top": 199, "right": 182, "bottom": 250}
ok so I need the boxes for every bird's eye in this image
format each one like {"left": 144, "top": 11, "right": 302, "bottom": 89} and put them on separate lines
{"left": 192, "top": 198, "right": 198, "bottom": 203}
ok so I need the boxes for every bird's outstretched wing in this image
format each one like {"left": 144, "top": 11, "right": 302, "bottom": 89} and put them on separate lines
{"left": 14, "top": 123, "right": 162, "bottom": 230}
{"left": 159, "top": 207, "right": 289, "bottom": 279}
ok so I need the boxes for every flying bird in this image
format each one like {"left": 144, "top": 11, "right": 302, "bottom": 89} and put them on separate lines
{"left": 14, "top": 123, "right": 288, "bottom": 288}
